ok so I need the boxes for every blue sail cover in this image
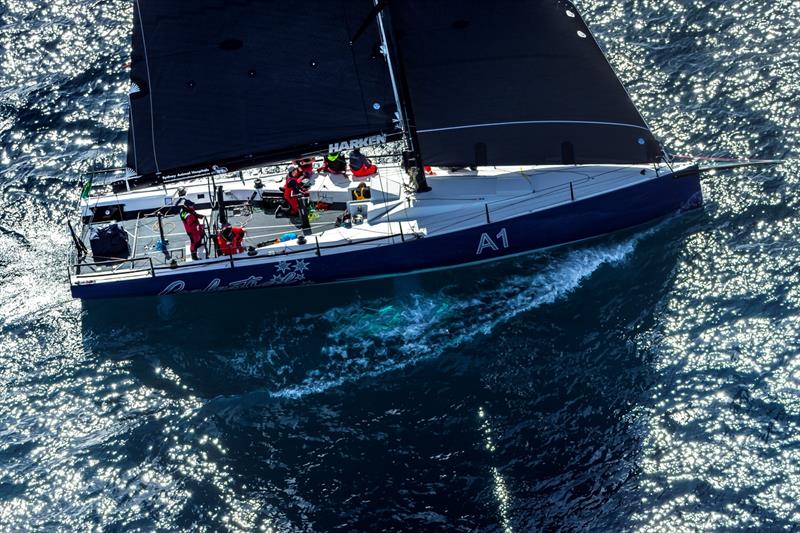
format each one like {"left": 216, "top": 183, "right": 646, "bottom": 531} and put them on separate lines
{"left": 127, "top": 0, "right": 397, "bottom": 178}
{"left": 388, "top": 0, "right": 660, "bottom": 166}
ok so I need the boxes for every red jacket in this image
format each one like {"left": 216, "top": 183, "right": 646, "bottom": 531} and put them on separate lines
{"left": 352, "top": 163, "right": 377, "bottom": 177}
{"left": 217, "top": 226, "right": 245, "bottom": 256}
{"left": 180, "top": 206, "right": 204, "bottom": 239}
{"left": 350, "top": 150, "right": 377, "bottom": 177}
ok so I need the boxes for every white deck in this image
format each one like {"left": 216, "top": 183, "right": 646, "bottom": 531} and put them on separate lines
{"left": 71, "top": 163, "right": 681, "bottom": 285}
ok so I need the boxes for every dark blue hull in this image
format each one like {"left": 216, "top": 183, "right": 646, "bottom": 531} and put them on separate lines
{"left": 71, "top": 170, "right": 703, "bottom": 300}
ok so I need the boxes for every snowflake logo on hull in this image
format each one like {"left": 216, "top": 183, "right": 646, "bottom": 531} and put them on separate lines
{"left": 264, "top": 258, "right": 311, "bottom": 286}
{"left": 293, "top": 259, "right": 309, "bottom": 274}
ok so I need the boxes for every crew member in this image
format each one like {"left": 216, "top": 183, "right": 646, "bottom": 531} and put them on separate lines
{"left": 217, "top": 224, "right": 245, "bottom": 255}
{"left": 349, "top": 148, "right": 377, "bottom": 178}
{"left": 294, "top": 158, "right": 314, "bottom": 178}
{"left": 281, "top": 166, "right": 306, "bottom": 217}
{"left": 319, "top": 152, "right": 347, "bottom": 174}
{"left": 179, "top": 199, "right": 205, "bottom": 260}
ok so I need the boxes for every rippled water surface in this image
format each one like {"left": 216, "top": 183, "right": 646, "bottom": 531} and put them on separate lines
{"left": 1, "top": 1, "right": 799, "bottom": 530}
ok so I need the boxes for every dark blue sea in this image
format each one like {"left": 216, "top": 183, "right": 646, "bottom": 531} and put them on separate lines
{"left": 1, "top": 1, "right": 799, "bottom": 531}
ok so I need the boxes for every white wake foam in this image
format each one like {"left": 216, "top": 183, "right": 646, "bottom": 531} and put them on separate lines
{"left": 269, "top": 231, "right": 651, "bottom": 399}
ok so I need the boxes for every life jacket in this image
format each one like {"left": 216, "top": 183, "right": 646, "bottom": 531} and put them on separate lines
{"left": 351, "top": 182, "right": 371, "bottom": 201}
{"left": 217, "top": 226, "right": 245, "bottom": 255}
{"left": 322, "top": 152, "right": 347, "bottom": 174}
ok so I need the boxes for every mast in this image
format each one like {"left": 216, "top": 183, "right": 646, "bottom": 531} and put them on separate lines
{"left": 374, "top": 1, "right": 431, "bottom": 192}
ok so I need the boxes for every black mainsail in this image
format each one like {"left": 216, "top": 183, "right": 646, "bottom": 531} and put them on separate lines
{"left": 127, "top": 0, "right": 397, "bottom": 178}
{"left": 386, "top": 0, "right": 661, "bottom": 167}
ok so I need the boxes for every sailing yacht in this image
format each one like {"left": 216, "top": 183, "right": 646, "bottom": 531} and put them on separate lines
{"left": 68, "top": 0, "right": 704, "bottom": 299}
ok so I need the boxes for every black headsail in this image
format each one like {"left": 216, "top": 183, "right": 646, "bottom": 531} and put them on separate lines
{"left": 385, "top": 0, "right": 661, "bottom": 167}
{"left": 127, "top": 0, "right": 397, "bottom": 178}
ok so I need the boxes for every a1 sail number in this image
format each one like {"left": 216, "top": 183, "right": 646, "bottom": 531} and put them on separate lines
{"left": 476, "top": 228, "right": 509, "bottom": 255}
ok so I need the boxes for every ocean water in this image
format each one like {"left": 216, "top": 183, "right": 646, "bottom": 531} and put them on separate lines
{"left": 1, "top": 0, "right": 799, "bottom": 531}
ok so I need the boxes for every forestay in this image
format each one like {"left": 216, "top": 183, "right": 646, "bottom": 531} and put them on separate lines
{"left": 387, "top": 0, "right": 661, "bottom": 167}
{"left": 127, "top": 0, "right": 397, "bottom": 178}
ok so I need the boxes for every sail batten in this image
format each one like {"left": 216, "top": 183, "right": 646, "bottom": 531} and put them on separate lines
{"left": 126, "top": 0, "right": 397, "bottom": 177}
{"left": 418, "top": 120, "right": 653, "bottom": 134}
